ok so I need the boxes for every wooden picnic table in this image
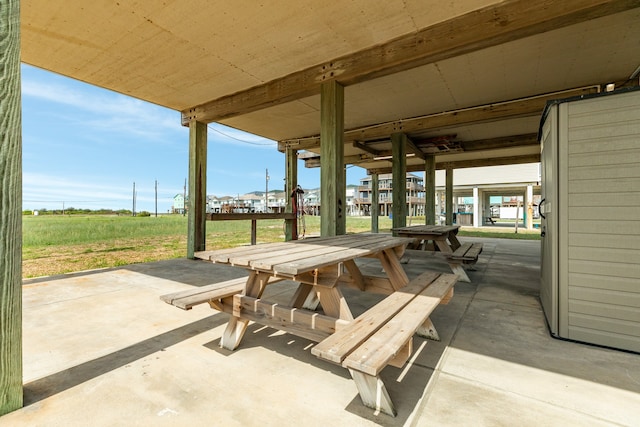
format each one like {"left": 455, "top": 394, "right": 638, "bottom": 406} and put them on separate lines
{"left": 392, "top": 225, "right": 476, "bottom": 282}
{"left": 194, "top": 234, "right": 415, "bottom": 347}
{"left": 392, "top": 225, "right": 461, "bottom": 251}
{"left": 177, "top": 233, "right": 457, "bottom": 416}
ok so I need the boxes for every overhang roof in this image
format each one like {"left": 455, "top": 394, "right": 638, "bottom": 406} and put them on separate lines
{"left": 21, "top": 1, "right": 640, "bottom": 173}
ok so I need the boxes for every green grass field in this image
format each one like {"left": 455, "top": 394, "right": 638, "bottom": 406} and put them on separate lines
{"left": 22, "top": 214, "right": 539, "bottom": 278}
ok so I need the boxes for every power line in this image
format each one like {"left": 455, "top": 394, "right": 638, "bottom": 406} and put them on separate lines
{"left": 207, "top": 124, "right": 276, "bottom": 146}
{"left": 23, "top": 199, "right": 128, "bottom": 203}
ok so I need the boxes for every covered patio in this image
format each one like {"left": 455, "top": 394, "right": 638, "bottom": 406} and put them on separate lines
{"left": 2, "top": 238, "right": 639, "bottom": 426}
{"left": 2, "top": 0, "right": 640, "bottom": 419}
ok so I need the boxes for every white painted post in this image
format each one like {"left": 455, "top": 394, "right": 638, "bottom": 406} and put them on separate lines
{"left": 473, "top": 187, "right": 480, "bottom": 228}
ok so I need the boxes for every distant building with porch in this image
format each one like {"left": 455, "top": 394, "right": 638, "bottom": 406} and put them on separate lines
{"left": 355, "top": 173, "right": 426, "bottom": 217}
{"left": 352, "top": 164, "right": 540, "bottom": 228}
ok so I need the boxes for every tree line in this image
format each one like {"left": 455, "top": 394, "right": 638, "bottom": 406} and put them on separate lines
{"left": 23, "top": 208, "right": 138, "bottom": 216}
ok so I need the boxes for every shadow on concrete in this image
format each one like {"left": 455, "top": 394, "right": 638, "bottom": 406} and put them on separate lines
{"left": 23, "top": 258, "right": 249, "bottom": 288}
{"left": 23, "top": 267, "right": 122, "bottom": 285}
{"left": 123, "top": 258, "right": 249, "bottom": 287}
{"left": 23, "top": 314, "right": 226, "bottom": 405}
{"left": 446, "top": 238, "right": 640, "bottom": 395}
{"left": 203, "top": 322, "right": 441, "bottom": 426}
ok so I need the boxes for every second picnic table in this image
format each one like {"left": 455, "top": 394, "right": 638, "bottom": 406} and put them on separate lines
{"left": 162, "top": 233, "right": 457, "bottom": 416}
{"left": 392, "top": 225, "right": 483, "bottom": 282}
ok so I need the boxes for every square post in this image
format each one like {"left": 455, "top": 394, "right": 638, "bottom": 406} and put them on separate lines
{"left": 0, "top": 0, "right": 23, "bottom": 414}
{"left": 285, "top": 146, "right": 298, "bottom": 240}
{"left": 187, "top": 121, "right": 207, "bottom": 259}
{"left": 473, "top": 187, "right": 480, "bottom": 227}
{"left": 371, "top": 173, "right": 379, "bottom": 233}
{"left": 391, "top": 133, "right": 407, "bottom": 234}
{"left": 424, "top": 154, "right": 436, "bottom": 225}
{"left": 320, "top": 81, "right": 345, "bottom": 236}
{"left": 525, "top": 184, "right": 534, "bottom": 229}
{"left": 445, "top": 168, "right": 454, "bottom": 225}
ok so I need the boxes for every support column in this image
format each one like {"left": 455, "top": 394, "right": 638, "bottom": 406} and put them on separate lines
{"left": 285, "top": 147, "right": 298, "bottom": 240}
{"left": 525, "top": 185, "right": 534, "bottom": 230}
{"left": 320, "top": 81, "right": 345, "bottom": 236}
{"left": 0, "top": 0, "right": 23, "bottom": 414}
{"left": 187, "top": 121, "right": 207, "bottom": 259}
{"left": 424, "top": 155, "right": 436, "bottom": 225}
{"left": 391, "top": 133, "right": 407, "bottom": 233}
{"left": 473, "top": 187, "right": 480, "bottom": 228}
{"left": 371, "top": 173, "right": 379, "bottom": 233}
{"left": 445, "top": 168, "right": 454, "bottom": 225}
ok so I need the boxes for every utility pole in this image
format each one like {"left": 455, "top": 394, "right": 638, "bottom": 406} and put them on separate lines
{"left": 265, "top": 168, "right": 270, "bottom": 213}
{"left": 132, "top": 182, "right": 136, "bottom": 216}
{"left": 155, "top": 179, "right": 158, "bottom": 217}
{"left": 183, "top": 178, "right": 187, "bottom": 216}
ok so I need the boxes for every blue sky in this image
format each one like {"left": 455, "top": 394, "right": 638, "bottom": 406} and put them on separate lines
{"left": 21, "top": 65, "right": 367, "bottom": 213}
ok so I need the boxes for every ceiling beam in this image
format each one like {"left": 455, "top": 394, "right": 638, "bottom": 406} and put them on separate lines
{"left": 367, "top": 153, "right": 541, "bottom": 174}
{"left": 460, "top": 133, "right": 539, "bottom": 151}
{"left": 182, "top": 0, "right": 633, "bottom": 124}
{"left": 279, "top": 85, "right": 599, "bottom": 151}
{"left": 352, "top": 141, "right": 381, "bottom": 156}
{"left": 405, "top": 136, "right": 426, "bottom": 160}
{"left": 305, "top": 133, "right": 539, "bottom": 168}
{"left": 303, "top": 153, "right": 377, "bottom": 168}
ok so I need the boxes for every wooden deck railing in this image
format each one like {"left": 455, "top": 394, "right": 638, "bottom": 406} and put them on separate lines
{"left": 206, "top": 212, "right": 296, "bottom": 245}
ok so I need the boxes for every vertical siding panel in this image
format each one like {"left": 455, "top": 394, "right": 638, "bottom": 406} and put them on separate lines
{"left": 565, "top": 90, "right": 640, "bottom": 352}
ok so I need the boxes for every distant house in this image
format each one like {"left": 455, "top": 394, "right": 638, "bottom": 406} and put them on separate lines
{"left": 239, "top": 193, "right": 265, "bottom": 213}
{"left": 267, "top": 191, "right": 287, "bottom": 213}
{"left": 206, "top": 195, "right": 221, "bottom": 213}
{"left": 172, "top": 194, "right": 186, "bottom": 214}
{"left": 356, "top": 173, "right": 425, "bottom": 217}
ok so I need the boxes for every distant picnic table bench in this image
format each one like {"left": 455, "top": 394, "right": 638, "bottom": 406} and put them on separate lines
{"left": 161, "top": 234, "right": 457, "bottom": 417}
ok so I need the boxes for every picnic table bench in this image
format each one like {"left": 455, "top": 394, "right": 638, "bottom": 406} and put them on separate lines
{"left": 161, "top": 234, "right": 458, "bottom": 417}
{"left": 311, "top": 271, "right": 456, "bottom": 416}
{"left": 392, "top": 225, "right": 483, "bottom": 282}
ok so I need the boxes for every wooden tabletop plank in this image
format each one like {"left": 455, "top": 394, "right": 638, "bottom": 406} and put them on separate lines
{"left": 270, "top": 236, "right": 413, "bottom": 276}
{"left": 199, "top": 234, "right": 413, "bottom": 276}
{"left": 392, "top": 225, "right": 459, "bottom": 236}
{"left": 248, "top": 234, "right": 393, "bottom": 272}
{"left": 229, "top": 235, "right": 368, "bottom": 267}
{"left": 200, "top": 235, "right": 354, "bottom": 263}
{"left": 196, "top": 242, "right": 293, "bottom": 263}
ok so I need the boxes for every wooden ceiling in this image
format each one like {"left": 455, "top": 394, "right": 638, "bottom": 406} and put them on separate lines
{"left": 21, "top": 1, "right": 640, "bottom": 173}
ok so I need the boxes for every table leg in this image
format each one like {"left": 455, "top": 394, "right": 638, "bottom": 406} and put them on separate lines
{"left": 289, "top": 283, "right": 321, "bottom": 311}
{"left": 377, "top": 248, "right": 409, "bottom": 291}
{"left": 417, "top": 317, "right": 440, "bottom": 341}
{"left": 448, "top": 231, "right": 461, "bottom": 250}
{"left": 350, "top": 370, "right": 396, "bottom": 417}
{"left": 446, "top": 260, "right": 470, "bottom": 282}
{"left": 289, "top": 283, "right": 314, "bottom": 307}
{"left": 433, "top": 237, "right": 452, "bottom": 253}
{"left": 220, "top": 271, "right": 270, "bottom": 350}
{"left": 316, "top": 286, "right": 353, "bottom": 320}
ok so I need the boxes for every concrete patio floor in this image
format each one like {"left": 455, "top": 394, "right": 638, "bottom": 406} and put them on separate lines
{"left": 2, "top": 237, "right": 639, "bottom": 426}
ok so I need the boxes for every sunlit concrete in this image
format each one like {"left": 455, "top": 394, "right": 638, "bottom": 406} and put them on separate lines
{"left": 2, "top": 237, "right": 638, "bottom": 426}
